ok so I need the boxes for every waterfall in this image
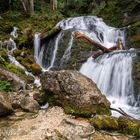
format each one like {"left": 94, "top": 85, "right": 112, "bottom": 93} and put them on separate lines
{"left": 47, "top": 32, "right": 63, "bottom": 71}
{"left": 60, "top": 32, "right": 74, "bottom": 66}
{"left": 34, "top": 16, "right": 125, "bottom": 70}
{"left": 34, "top": 16, "right": 140, "bottom": 118}
{"left": 57, "top": 16, "right": 125, "bottom": 48}
{"left": 10, "top": 26, "right": 18, "bottom": 38}
{"left": 80, "top": 50, "right": 140, "bottom": 119}
{"left": 34, "top": 33, "right": 41, "bottom": 65}
{"left": 3, "top": 33, "right": 41, "bottom": 87}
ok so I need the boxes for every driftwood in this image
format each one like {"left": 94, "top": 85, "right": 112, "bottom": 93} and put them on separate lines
{"left": 75, "top": 31, "right": 124, "bottom": 58}
{"left": 110, "top": 107, "right": 136, "bottom": 120}
{"left": 40, "top": 26, "right": 61, "bottom": 43}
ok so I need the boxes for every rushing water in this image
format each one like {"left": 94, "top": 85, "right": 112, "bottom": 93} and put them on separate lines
{"left": 34, "top": 16, "right": 126, "bottom": 69}
{"left": 34, "top": 16, "right": 140, "bottom": 119}
{"left": 1, "top": 28, "right": 41, "bottom": 87}
{"left": 80, "top": 50, "right": 140, "bottom": 119}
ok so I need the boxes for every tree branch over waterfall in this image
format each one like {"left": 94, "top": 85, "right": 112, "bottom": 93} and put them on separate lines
{"left": 75, "top": 31, "right": 124, "bottom": 58}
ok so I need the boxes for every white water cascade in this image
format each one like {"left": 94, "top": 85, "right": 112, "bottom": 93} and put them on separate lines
{"left": 3, "top": 29, "right": 41, "bottom": 87}
{"left": 47, "top": 32, "right": 63, "bottom": 71}
{"left": 60, "top": 31, "right": 74, "bottom": 66}
{"left": 34, "top": 16, "right": 140, "bottom": 118}
{"left": 80, "top": 50, "right": 140, "bottom": 119}
{"left": 34, "top": 16, "right": 126, "bottom": 70}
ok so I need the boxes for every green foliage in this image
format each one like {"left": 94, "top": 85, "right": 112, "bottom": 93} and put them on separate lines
{"left": 0, "top": 80, "right": 11, "bottom": 92}
{"left": 98, "top": 0, "right": 123, "bottom": 27}
{"left": 7, "top": 63, "right": 25, "bottom": 76}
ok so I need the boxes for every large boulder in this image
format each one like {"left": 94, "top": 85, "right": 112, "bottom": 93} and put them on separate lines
{"left": 0, "top": 92, "right": 13, "bottom": 116}
{"left": 41, "top": 70, "right": 111, "bottom": 117}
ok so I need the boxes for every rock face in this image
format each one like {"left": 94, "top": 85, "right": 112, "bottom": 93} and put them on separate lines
{"left": 41, "top": 70, "right": 111, "bottom": 117}
{"left": 0, "top": 92, "right": 13, "bottom": 116}
{"left": 20, "top": 97, "right": 40, "bottom": 113}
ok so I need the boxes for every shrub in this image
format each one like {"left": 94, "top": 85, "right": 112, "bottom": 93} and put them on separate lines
{"left": 0, "top": 80, "right": 11, "bottom": 92}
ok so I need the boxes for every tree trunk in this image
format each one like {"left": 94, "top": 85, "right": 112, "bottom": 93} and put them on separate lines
{"left": 20, "top": 0, "right": 34, "bottom": 16}
{"left": 75, "top": 31, "right": 111, "bottom": 53}
{"left": 30, "top": 0, "right": 34, "bottom": 15}
{"left": 52, "top": 0, "right": 58, "bottom": 11}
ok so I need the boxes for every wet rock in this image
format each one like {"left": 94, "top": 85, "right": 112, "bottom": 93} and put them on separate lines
{"left": 20, "top": 97, "right": 40, "bottom": 113}
{"left": 90, "top": 115, "right": 118, "bottom": 131}
{"left": 30, "top": 63, "right": 42, "bottom": 75}
{"left": 118, "top": 116, "right": 140, "bottom": 136}
{"left": 90, "top": 115, "right": 140, "bottom": 137}
{"left": 0, "top": 92, "right": 13, "bottom": 116}
{"left": 41, "top": 70, "right": 111, "bottom": 117}
{"left": 13, "top": 49, "right": 22, "bottom": 57}
{"left": 33, "top": 90, "right": 48, "bottom": 105}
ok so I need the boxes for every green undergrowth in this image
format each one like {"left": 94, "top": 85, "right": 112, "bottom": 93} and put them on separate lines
{"left": 7, "top": 63, "right": 25, "bottom": 76}
{"left": 0, "top": 7, "right": 64, "bottom": 42}
{"left": 0, "top": 80, "right": 11, "bottom": 92}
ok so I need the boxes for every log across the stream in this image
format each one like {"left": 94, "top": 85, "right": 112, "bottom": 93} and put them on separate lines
{"left": 75, "top": 31, "right": 124, "bottom": 58}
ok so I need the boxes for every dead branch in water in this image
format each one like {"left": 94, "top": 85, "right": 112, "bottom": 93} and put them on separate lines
{"left": 110, "top": 107, "right": 136, "bottom": 120}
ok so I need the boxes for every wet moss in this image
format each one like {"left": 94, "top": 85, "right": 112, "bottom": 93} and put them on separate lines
{"left": 118, "top": 116, "right": 140, "bottom": 136}
{"left": 90, "top": 115, "right": 118, "bottom": 131}
{"left": 7, "top": 63, "right": 25, "bottom": 76}
{"left": 90, "top": 115, "right": 140, "bottom": 137}
{"left": 0, "top": 49, "right": 9, "bottom": 61}
{"left": 30, "top": 63, "right": 41, "bottom": 75}
{"left": 13, "top": 49, "right": 22, "bottom": 57}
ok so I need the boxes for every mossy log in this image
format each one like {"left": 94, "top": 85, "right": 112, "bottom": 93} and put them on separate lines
{"left": 40, "top": 26, "right": 61, "bottom": 43}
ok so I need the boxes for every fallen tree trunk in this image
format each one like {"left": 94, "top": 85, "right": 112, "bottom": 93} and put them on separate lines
{"left": 75, "top": 31, "right": 111, "bottom": 53}
{"left": 40, "top": 26, "right": 61, "bottom": 43}
{"left": 75, "top": 31, "right": 125, "bottom": 59}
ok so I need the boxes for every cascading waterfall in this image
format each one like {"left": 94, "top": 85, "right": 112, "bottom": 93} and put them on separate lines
{"left": 80, "top": 50, "right": 140, "bottom": 119}
{"left": 10, "top": 26, "right": 18, "bottom": 38}
{"left": 34, "top": 16, "right": 126, "bottom": 70}
{"left": 1, "top": 27, "right": 41, "bottom": 87}
{"left": 34, "top": 33, "right": 45, "bottom": 70}
{"left": 47, "top": 32, "right": 63, "bottom": 71}
{"left": 60, "top": 31, "right": 74, "bottom": 66}
{"left": 34, "top": 16, "right": 140, "bottom": 118}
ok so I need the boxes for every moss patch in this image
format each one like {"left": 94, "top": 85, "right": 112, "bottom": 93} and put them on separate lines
{"left": 7, "top": 63, "right": 25, "bottom": 76}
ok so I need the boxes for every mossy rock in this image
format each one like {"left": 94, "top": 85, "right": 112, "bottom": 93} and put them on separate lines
{"left": 90, "top": 115, "right": 118, "bottom": 131}
{"left": 7, "top": 63, "right": 25, "bottom": 76}
{"left": 20, "top": 61, "right": 31, "bottom": 72}
{"left": 0, "top": 56, "right": 7, "bottom": 67}
{"left": 118, "top": 116, "right": 140, "bottom": 136}
{"left": 15, "top": 36, "right": 31, "bottom": 49}
{"left": 0, "top": 49, "right": 9, "bottom": 61}
{"left": 13, "top": 49, "right": 22, "bottom": 57}
{"left": 30, "top": 63, "right": 41, "bottom": 75}
{"left": 25, "top": 75, "right": 34, "bottom": 84}
{"left": 16, "top": 56, "right": 24, "bottom": 63}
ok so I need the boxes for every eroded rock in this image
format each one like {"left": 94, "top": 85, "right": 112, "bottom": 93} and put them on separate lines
{"left": 41, "top": 70, "right": 111, "bottom": 117}
{"left": 0, "top": 92, "right": 13, "bottom": 116}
